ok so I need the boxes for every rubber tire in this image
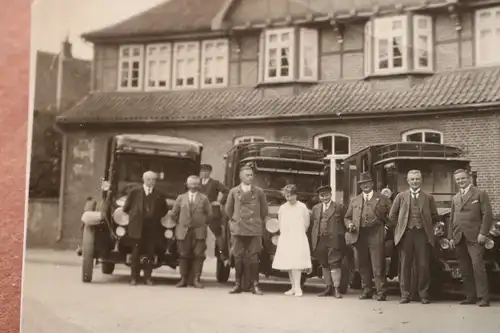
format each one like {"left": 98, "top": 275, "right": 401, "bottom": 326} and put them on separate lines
{"left": 82, "top": 225, "right": 95, "bottom": 283}
{"left": 300, "top": 274, "right": 307, "bottom": 288}
{"left": 216, "top": 256, "right": 230, "bottom": 283}
{"left": 101, "top": 263, "right": 115, "bottom": 275}
{"left": 350, "top": 271, "right": 362, "bottom": 290}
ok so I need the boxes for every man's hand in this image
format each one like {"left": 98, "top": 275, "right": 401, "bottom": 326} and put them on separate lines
{"left": 477, "top": 234, "right": 487, "bottom": 245}
{"left": 347, "top": 223, "right": 356, "bottom": 232}
{"left": 212, "top": 201, "right": 221, "bottom": 206}
{"left": 449, "top": 239, "right": 455, "bottom": 249}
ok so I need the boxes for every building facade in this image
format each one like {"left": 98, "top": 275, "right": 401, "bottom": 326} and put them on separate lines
{"left": 56, "top": 0, "right": 500, "bottom": 247}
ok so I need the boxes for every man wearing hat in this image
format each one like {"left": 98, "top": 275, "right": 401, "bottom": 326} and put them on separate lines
{"left": 310, "top": 185, "right": 347, "bottom": 298}
{"left": 122, "top": 171, "right": 168, "bottom": 286}
{"left": 199, "top": 164, "right": 230, "bottom": 260}
{"left": 389, "top": 170, "right": 439, "bottom": 304}
{"left": 345, "top": 172, "right": 391, "bottom": 301}
{"left": 225, "top": 165, "right": 268, "bottom": 295}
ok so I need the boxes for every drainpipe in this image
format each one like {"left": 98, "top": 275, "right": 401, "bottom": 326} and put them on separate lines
{"left": 54, "top": 123, "right": 67, "bottom": 242}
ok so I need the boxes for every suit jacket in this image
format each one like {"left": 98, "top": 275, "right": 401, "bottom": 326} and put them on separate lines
{"left": 199, "top": 178, "right": 229, "bottom": 204}
{"left": 170, "top": 191, "right": 213, "bottom": 240}
{"left": 310, "top": 201, "right": 346, "bottom": 251}
{"left": 448, "top": 186, "right": 493, "bottom": 243}
{"left": 344, "top": 191, "right": 391, "bottom": 245}
{"left": 122, "top": 186, "right": 168, "bottom": 240}
{"left": 225, "top": 185, "right": 268, "bottom": 236}
{"left": 389, "top": 190, "right": 439, "bottom": 247}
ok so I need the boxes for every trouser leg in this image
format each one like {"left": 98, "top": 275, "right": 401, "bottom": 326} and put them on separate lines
{"left": 229, "top": 236, "right": 244, "bottom": 293}
{"left": 368, "top": 225, "right": 387, "bottom": 296}
{"left": 142, "top": 239, "right": 155, "bottom": 282}
{"left": 355, "top": 230, "right": 374, "bottom": 295}
{"left": 399, "top": 230, "right": 414, "bottom": 299}
{"left": 467, "top": 241, "right": 489, "bottom": 301}
{"left": 247, "top": 236, "right": 263, "bottom": 295}
{"left": 192, "top": 239, "right": 208, "bottom": 288}
{"left": 176, "top": 237, "right": 192, "bottom": 287}
{"left": 414, "top": 229, "right": 431, "bottom": 299}
{"left": 130, "top": 240, "right": 140, "bottom": 283}
{"left": 457, "top": 239, "right": 477, "bottom": 299}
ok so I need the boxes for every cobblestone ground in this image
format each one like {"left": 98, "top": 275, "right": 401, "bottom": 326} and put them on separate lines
{"left": 21, "top": 252, "right": 500, "bottom": 333}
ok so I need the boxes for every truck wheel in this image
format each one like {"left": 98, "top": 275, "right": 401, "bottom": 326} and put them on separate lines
{"left": 339, "top": 258, "right": 350, "bottom": 294}
{"left": 101, "top": 263, "right": 115, "bottom": 275}
{"left": 216, "top": 254, "right": 230, "bottom": 283}
{"left": 82, "top": 225, "right": 95, "bottom": 283}
{"left": 350, "top": 271, "right": 362, "bottom": 290}
{"left": 300, "top": 274, "right": 307, "bottom": 288}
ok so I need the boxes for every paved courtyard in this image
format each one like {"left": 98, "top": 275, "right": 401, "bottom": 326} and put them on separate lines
{"left": 21, "top": 250, "right": 500, "bottom": 333}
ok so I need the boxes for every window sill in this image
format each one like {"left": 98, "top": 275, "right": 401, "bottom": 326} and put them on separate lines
{"left": 364, "top": 70, "right": 434, "bottom": 80}
{"left": 117, "top": 87, "right": 144, "bottom": 93}
{"left": 256, "top": 79, "right": 318, "bottom": 88}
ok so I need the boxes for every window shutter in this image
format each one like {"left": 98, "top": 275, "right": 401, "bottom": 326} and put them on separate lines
{"left": 413, "top": 15, "right": 433, "bottom": 71}
{"left": 258, "top": 32, "right": 265, "bottom": 83}
{"left": 364, "top": 21, "right": 372, "bottom": 76}
{"left": 299, "top": 28, "right": 319, "bottom": 80}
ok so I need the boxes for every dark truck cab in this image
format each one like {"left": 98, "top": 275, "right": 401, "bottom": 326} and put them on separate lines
{"left": 342, "top": 142, "right": 500, "bottom": 293}
{"left": 79, "top": 134, "right": 203, "bottom": 283}
{"left": 216, "top": 141, "right": 350, "bottom": 292}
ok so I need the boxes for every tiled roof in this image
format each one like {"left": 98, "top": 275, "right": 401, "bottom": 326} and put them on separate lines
{"left": 57, "top": 66, "right": 500, "bottom": 124}
{"left": 82, "top": 0, "right": 228, "bottom": 40}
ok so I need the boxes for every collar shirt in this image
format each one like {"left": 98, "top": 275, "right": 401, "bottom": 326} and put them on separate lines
{"left": 461, "top": 184, "right": 472, "bottom": 196}
{"left": 241, "top": 183, "right": 251, "bottom": 192}
{"left": 188, "top": 192, "right": 197, "bottom": 203}
{"left": 143, "top": 185, "right": 153, "bottom": 195}
{"left": 322, "top": 201, "right": 332, "bottom": 213}
{"left": 363, "top": 191, "right": 374, "bottom": 201}
{"left": 202, "top": 178, "right": 209, "bottom": 185}
{"left": 410, "top": 188, "right": 421, "bottom": 199}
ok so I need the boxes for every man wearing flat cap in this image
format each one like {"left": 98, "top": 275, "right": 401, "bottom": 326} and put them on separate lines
{"left": 310, "top": 185, "right": 347, "bottom": 298}
{"left": 199, "top": 164, "right": 230, "bottom": 260}
{"left": 345, "top": 172, "right": 391, "bottom": 301}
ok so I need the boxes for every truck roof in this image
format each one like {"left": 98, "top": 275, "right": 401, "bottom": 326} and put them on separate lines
{"left": 115, "top": 134, "right": 203, "bottom": 155}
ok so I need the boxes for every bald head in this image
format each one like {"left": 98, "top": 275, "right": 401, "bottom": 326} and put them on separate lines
{"left": 143, "top": 171, "right": 158, "bottom": 187}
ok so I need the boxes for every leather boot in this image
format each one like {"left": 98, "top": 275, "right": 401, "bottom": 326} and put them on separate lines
{"left": 229, "top": 260, "right": 243, "bottom": 294}
{"left": 192, "top": 260, "right": 204, "bottom": 289}
{"left": 318, "top": 268, "right": 333, "bottom": 297}
{"left": 331, "top": 268, "right": 342, "bottom": 299}
{"left": 250, "top": 263, "right": 263, "bottom": 295}
{"left": 176, "top": 259, "right": 189, "bottom": 288}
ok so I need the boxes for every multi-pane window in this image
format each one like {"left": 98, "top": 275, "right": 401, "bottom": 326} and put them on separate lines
{"left": 402, "top": 129, "right": 443, "bottom": 144}
{"left": 145, "top": 44, "right": 171, "bottom": 90}
{"left": 299, "top": 28, "right": 319, "bottom": 80}
{"left": 201, "top": 39, "right": 229, "bottom": 88}
{"left": 475, "top": 6, "right": 500, "bottom": 66}
{"left": 413, "top": 15, "right": 433, "bottom": 71}
{"left": 365, "top": 15, "right": 433, "bottom": 75}
{"left": 264, "top": 28, "right": 295, "bottom": 81}
{"left": 173, "top": 42, "right": 200, "bottom": 89}
{"left": 313, "top": 134, "right": 351, "bottom": 203}
{"left": 118, "top": 45, "right": 144, "bottom": 90}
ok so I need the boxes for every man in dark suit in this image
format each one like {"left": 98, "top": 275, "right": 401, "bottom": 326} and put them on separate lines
{"left": 449, "top": 169, "right": 493, "bottom": 307}
{"left": 170, "top": 175, "right": 213, "bottom": 288}
{"left": 389, "top": 170, "right": 439, "bottom": 304}
{"left": 123, "top": 171, "right": 168, "bottom": 286}
{"left": 345, "top": 173, "right": 391, "bottom": 301}
{"left": 225, "top": 165, "right": 268, "bottom": 295}
{"left": 310, "top": 185, "right": 346, "bottom": 298}
{"left": 199, "top": 164, "right": 229, "bottom": 260}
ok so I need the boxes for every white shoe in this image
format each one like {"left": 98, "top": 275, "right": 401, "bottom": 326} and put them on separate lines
{"left": 284, "top": 289, "right": 295, "bottom": 296}
{"left": 294, "top": 290, "right": 303, "bottom": 297}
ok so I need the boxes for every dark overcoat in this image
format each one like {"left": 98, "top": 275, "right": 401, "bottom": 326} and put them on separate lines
{"left": 310, "top": 201, "right": 346, "bottom": 251}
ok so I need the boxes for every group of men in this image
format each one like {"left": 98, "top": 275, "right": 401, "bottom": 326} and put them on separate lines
{"left": 121, "top": 163, "right": 494, "bottom": 307}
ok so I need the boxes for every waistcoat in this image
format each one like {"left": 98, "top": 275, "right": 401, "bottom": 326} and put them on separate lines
{"left": 408, "top": 194, "right": 423, "bottom": 229}
{"left": 361, "top": 196, "right": 378, "bottom": 227}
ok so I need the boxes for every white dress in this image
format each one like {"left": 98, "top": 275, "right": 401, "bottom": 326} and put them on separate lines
{"left": 272, "top": 201, "right": 312, "bottom": 270}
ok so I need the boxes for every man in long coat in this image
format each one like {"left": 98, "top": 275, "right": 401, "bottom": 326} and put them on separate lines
{"left": 199, "top": 164, "right": 229, "bottom": 260}
{"left": 449, "top": 169, "right": 493, "bottom": 307}
{"left": 123, "top": 171, "right": 168, "bottom": 286}
{"left": 170, "top": 175, "right": 213, "bottom": 288}
{"left": 225, "top": 165, "right": 268, "bottom": 295}
{"left": 389, "top": 170, "right": 439, "bottom": 304}
{"left": 310, "top": 185, "right": 346, "bottom": 298}
{"left": 345, "top": 173, "right": 391, "bottom": 301}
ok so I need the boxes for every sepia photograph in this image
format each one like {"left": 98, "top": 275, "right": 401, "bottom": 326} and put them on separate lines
{"left": 22, "top": 0, "right": 500, "bottom": 332}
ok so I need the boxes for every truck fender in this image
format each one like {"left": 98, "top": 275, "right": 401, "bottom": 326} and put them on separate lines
{"left": 81, "top": 197, "right": 102, "bottom": 226}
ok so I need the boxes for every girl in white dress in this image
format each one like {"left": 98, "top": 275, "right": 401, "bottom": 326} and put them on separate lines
{"left": 272, "top": 184, "right": 312, "bottom": 297}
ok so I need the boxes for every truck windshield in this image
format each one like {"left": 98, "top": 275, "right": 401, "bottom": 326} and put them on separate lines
{"left": 114, "top": 153, "right": 198, "bottom": 199}
{"left": 254, "top": 171, "right": 322, "bottom": 194}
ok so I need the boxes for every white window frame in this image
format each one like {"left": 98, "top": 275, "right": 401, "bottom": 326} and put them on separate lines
{"left": 145, "top": 43, "right": 172, "bottom": 91}
{"left": 413, "top": 15, "right": 433, "bottom": 72}
{"left": 475, "top": 6, "right": 500, "bottom": 66}
{"left": 299, "top": 28, "right": 319, "bottom": 81}
{"left": 263, "top": 28, "right": 295, "bottom": 82}
{"left": 234, "top": 136, "right": 266, "bottom": 145}
{"left": 364, "top": 21, "right": 373, "bottom": 76}
{"left": 313, "top": 133, "right": 351, "bottom": 197}
{"left": 118, "top": 45, "right": 144, "bottom": 91}
{"left": 172, "top": 41, "right": 200, "bottom": 90}
{"left": 201, "top": 39, "right": 229, "bottom": 88}
{"left": 402, "top": 129, "right": 443, "bottom": 144}
{"left": 373, "top": 15, "right": 409, "bottom": 74}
